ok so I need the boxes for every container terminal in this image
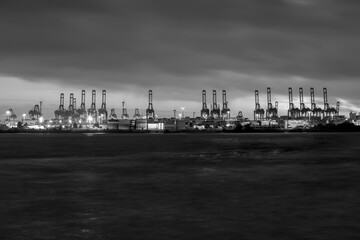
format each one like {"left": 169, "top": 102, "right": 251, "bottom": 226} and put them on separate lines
{"left": 1, "top": 88, "right": 360, "bottom": 132}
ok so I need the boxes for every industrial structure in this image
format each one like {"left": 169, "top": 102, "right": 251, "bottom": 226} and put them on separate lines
{"left": 98, "top": 90, "right": 108, "bottom": 123}
{"left": 299, "top": 88, "right": 311, "bottom": 118}
{"left": 287, "top": 87, "right": 300, "bottom": 119}
{"left": 237, "top": 111, "right": 244, "bottom": 121}
{"left": 322, "top": 88, "right": 337, "bottom": 118}
{"left": 221, "top": 90, "right": 230, "bottom": 120}
{"left": 3, "top": 87, "right": 354, "bottom": 131}
{"left": 133, "top": 108, "right": 141, "bottom": 119}
{"left": 210, "top": 90, "right": 220, "bottom": 119}
{"left": 87, "top": 90, "right": 97, "bottom": 122}
{"left": 109, "top": 108, "right": 117, "bottom": 120}
{"left": 265, "top": 87, "right": 278, "bottom": 119}
{"left": 68, "top": 93, "right": 74, "bottom": 115}
{"left": 310, "top": 87, "right": 323, "bottom": 118}
{"left": 146, "top": 90, "right": 155, "bottom": 119}
{"left": 5, "top": 109, "right": 17, "bottom": 121}
{"left": 54, "top": 93, "right": 65, "bottom": 119}
{"left": 254, "top": 90, "right": 264, "bottom": 121}
{"left": 67, "top": 93, "right": 76, "bottom": 121}
{"left": 200, "top": 90, "right": 210, "bottom": 119}
{"left": 121, "top": 101, "right": 129, "bottom": 119}
{"left": 336, "top": 101, "right": 340, "bottom": 116}
{"left": 77, "top": 90, "right": 87, "bottom": 120}
{"left": 29, "top": 101, "right": 43, "bottom": 120}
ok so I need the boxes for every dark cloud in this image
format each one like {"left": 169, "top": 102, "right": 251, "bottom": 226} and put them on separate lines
{"left": 0, "top": 0, "right": 359, "bottom": 115}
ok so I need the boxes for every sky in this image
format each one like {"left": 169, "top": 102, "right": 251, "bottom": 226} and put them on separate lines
{"left": 0, "top": 0, "right": 359, "bottom": 120}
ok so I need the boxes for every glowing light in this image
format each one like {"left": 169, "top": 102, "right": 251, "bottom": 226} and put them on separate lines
{"left": 87, "top": 116, "right": 93, "bottom": 123}
{"left": 180, "top": 106, "right": 185, "bottom": 119}
{"left": 39, "top": 116, "right": 44, "bottom": 123}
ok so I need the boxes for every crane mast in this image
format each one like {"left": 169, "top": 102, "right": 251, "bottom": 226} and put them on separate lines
{"left": 81, "top": 90, "right": 86, "bottom": 110}
{"left": 69, "top": 93, "right": 74, "bottom": 113}
{"left": 267, "top": 87, "right": 272, "bottom": 110}
{"left": 336, "top": 101, "right": 340, "bottom": 116}
{"left": 87, "top": 90, "right": 97, "bottom": 121}
{"left": 299, "top": 88, "right": 304, "bottom": 110}
{"left": 323, "top": 88, "right": 329, "bottom": 111}
{"left": 200, "top": 90, "right": 209, "bottom": 119}
{"left": 210, "top": 90, "right": 220, "bottom": 119}
{"left": 91, "top": 90, "right": 96, "bottom": 109}
{"left": 146, "top": 90, "right": 155, "bottom": 119}
{"left": 265, "top": 87, "right": 277, "bottom": 119}
{"left": 310, "top": 88, "right": 316, "bottom": 110}
{"left": 288, "top": 87, "right": 294, "bottom": 110}
{"left": 133, "top": 108, "right": 141, "bottom": 119}
{"left": 98, "top": 90, "right": 108, "bottom": 122}
{"left": 101, "top": 90, "right": 106, "bottom": 109}
{"left": 60, "top": 93, "right": 64, "bottom": 111}
{"left": 221, "top": 90, "right": 230, "bottom": 119}
{"left": 254, "top": 90, "right": 264, "bottom": 120}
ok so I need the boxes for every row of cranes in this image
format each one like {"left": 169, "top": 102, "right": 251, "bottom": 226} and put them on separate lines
{"left": 54, "top": 89, "right": 156, "bottom": 123}
{"left": 200, "top": 90, "right": 231, "bottom": 120}
{"left": 6, "top": 104, "right": 43, "bottom": 122}
{"left": 254, "top": 88, "right": 279, "bottom": 121}
{"left": 51, "top": 87, "right": 339, "bottom": 123}
{"left": 55, "top": 90, "right": 108, "bottom": 123}
{"left": 54, "top": 89, "right": 232, "bottom": 123}
{"left": 288, "top": 87, "right": 339, "bottom": 119}
{"left": 254, "top": 87, "right": 340, "bottom": 121}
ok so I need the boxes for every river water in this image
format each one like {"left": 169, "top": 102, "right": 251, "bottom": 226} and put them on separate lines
{"left": 1, "top": 132, "right": 359, "bottom": 239}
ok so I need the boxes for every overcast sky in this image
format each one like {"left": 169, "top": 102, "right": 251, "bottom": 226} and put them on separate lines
{"left": 0, "top": 0, "right": 359, "bottom": 119}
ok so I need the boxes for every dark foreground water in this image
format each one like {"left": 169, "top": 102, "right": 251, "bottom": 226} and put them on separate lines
{"left": 0, "top": 132, "right": 359, "bottom": 240}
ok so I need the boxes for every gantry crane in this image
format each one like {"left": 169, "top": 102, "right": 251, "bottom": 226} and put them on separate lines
{"left": 109, "top": 108, "right": 117, "bottom": 120}
{"left": 254, "top": 90, "right": 264, "bottom": 121}
{"left": 323, "top": 88, "right": 337, "bottom": 118}
{"left": 98, "top": 90, "right": 108, "bottom": 123}
{"left": 54, "top": 93, "right": 65, "bottom": 119}
{"left": 288, "top": 87, "right": 300, "bottom": 119}
{"left": 77, "top": 90, "right": 87, "bottom": 119}
{"left": 221, "top": 90, "right": 230, "bottom": 120}
{"left": 210, "top": 90, "right": 220, "bottom": 119}
{"left": 146, "top": 90, "right": 155, "bottom": 119}
{"left": 310, "top": 87, "right": 323, "bottom": 118}
{"left": 121, "top": 101, "right": 129, "bottom": 119}
{"left": 29, "top": 101, "right": 43, "bottom": 120}
{"left": 133, "top": 108, "right": 141, "bottom": 119}
{"left": 200, "top": 90, "right": 210, "bottom": 119}
{"left": 87, "top": 90, "right": 97, "bottom": 121}
{"left": 299, "top": 87, "right": 311, "bottom": 118}
{"left": 265, "top": 87, "right": 278, "bottom": 119}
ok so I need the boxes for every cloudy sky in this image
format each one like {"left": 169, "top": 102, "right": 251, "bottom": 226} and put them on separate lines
{"left": 0, "top": 0, "right": 359, "bottom": 119}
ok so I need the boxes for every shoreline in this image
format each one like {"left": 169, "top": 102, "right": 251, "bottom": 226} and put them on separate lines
{"left": 1, "top": 127, "right": 359, "bottom": 134}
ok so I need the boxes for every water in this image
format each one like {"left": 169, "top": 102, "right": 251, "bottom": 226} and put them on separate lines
{"left": 0, "top": 133, "right": 359, "bottom": 239}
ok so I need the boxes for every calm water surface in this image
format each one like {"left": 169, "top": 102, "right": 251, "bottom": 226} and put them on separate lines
{"left": 0, "top": 132, "right": 359, "bottom": 239}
